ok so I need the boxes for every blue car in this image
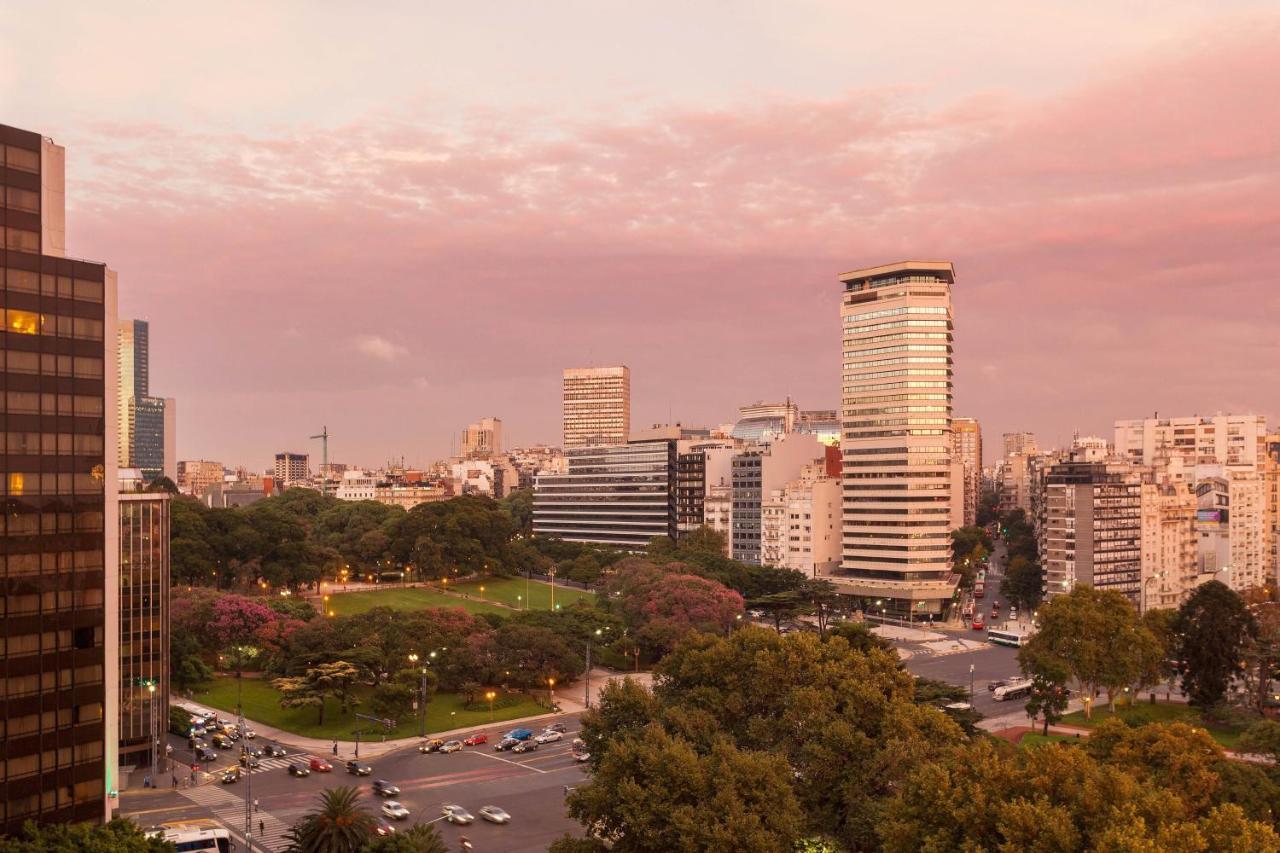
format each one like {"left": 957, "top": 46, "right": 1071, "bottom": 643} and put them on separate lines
{"left": 504, "top": 728, "right": 534, "bottom": 741}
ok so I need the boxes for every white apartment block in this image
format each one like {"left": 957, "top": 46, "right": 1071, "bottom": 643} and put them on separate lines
{"left": 952, "top": 417, "right": 982, "bottom": 527}
{"left": 336, "top": 470, "right": 378, "bottom": 501}
{"left": 1139, "top": 482, "right": 1199, "bottom": 612}
{"left": 1116, "top": 414, "right": 1268, "bottom": 473}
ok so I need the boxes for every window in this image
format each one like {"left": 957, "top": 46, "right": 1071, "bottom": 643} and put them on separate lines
{"left": 4, "top": 228, "right": 39, "bottom": 252}
{"left": 5, "top": 145, "right": 40, "bottom": 173}
{"left": 5, "top": 309, "right": 43, "bottom": 335}
{"left": 4, "top": 186, "right": 39, "bottom": 212}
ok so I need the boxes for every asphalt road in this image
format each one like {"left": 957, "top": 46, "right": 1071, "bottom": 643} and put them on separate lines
{"left": 122, "top": 714, "right": 588, "bottom": 853}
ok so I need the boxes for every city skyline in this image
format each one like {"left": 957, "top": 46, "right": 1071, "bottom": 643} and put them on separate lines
{"left": 4, "top": 3, "right": 1277, "bottom": 466}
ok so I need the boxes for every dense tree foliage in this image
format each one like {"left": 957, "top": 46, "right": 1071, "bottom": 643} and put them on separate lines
{"left": 0, "top": 820, "right": 172, "bottom": 852}
{"left": 572, "top": 627, "right": 963, "bottom": 850}
{"left": 599, "top": 558, "right": 744, "bottom": 657}
{"left": 1175, "top": 580, "right": 1257, "bottom": 708}
{"left": 1019, "top": 585, "right": 1162, "bottom": 716}
{"left": 950, "top": 525, "right": 991, "bottom": 587}
{"left": 358, "top": 824, "right": 448, "bottom": 853}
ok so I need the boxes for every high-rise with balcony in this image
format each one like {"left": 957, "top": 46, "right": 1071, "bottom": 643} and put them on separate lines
{"left": 117, "top": 483, "right": 169, "bottom": 773}
{"left": 1, "top": 123, "right": 118, "bottom": 829}
{"left": 831, "top": 261, "right": 959, "bottom": 618}
{"left": 952, "top": 417, "right": 982, "bottom": 527}
{"left": 461, "top": 417, "right": 502, "bottom": 459}
{"left": 274, "top": 452, "right": 309, "bottom": 486}
{"left": 562, "top": 366, "right": 629, "bottom": 448}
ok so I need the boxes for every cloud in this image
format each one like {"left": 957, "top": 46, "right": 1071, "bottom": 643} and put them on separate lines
{"left": 352, "top": 335, "right": 408, "bottom": 362}
{"left": 67, "top": 15, "right": 1280, "bottom": 465}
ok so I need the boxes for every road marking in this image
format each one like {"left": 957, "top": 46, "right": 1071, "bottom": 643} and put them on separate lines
{"left": 474, "top": 750, "right": 549, "bottom": 774}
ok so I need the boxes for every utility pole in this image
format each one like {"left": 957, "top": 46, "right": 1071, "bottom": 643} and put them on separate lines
{"left": 236, "top": 656, "right": 254, "bottom": 853}
{"left": 310, "top": 426, "right": 329, "bottom": 496}
{"left": 583, "top": 640, "right": 592, "bottom": 709}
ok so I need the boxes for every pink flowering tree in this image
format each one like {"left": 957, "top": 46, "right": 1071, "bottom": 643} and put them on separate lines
{"left": 604, "top": 559, "right": 744, "bottom": 657}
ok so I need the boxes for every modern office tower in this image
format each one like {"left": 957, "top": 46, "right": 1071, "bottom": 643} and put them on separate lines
{"left": 115, "top": 320, "right": 174, "bottom": 482}
{"left": 532, "top": 440, "right": 676, "bottom": 549}
{"left": 732, "top": 400, "right": 799, "bottom": 443}
{"left": 833, "top": 261, "right": 957, "bottom": 617}
{"left": 461, "top": 417, "right": 502, "bottom": 458}
{"left": 117, "top": 485, "right": 169, "bottom": 774}
{"left": 1115, "top": 414, "right": 1268, "bottom": 473}
{"left": 1040, "top": 457, "right": 1142, "bottom": 606}
{"left": 273, "top": 452, "right": 309, "bottom": 485}
{"left": 1003, "top": 432, "right": 1038, "bottom": 458}
{"left": 1, "top": 123, "right": 118, "bottom": 829}
{"left": 175, "top": 459, "right": 223, "bottom": 497}
{"left": 731, "top": 433, "right": 826, "bottom": 565}
{"left": 562, "top": 366, "right": 630, "bottom": 448}
{"left": 952, "top": 417, "right": 982, "bottom": 526}
{"left": 1139, "top": 482, "right": 1198, "bottom": 612}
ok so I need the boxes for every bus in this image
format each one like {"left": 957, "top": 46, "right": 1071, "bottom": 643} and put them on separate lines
{"left": 987, "top": 628, "right": 1024, "bottom": 648}
{"left": 149, "top": 822, "right": 233, "bottom": 853}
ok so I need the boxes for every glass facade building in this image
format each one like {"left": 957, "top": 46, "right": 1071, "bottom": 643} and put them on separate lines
{"left": 117, "top": 491, "right": 169, "bottom": 768}
{"left": 116, "top": 319, "right": 171, "bottom": 482}
{"left": 1, "top": 123, "right": 117, "bottom": 830}
{"left": 532, "top": 440, "right": 676, "bottom": 549}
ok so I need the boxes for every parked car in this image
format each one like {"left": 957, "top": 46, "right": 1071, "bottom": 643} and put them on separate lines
{"left": 462, "top": 734, "right": 488, "bottom": 746}
{"left": 309, "top": 758, "right": 333, "bottom": 772}
{"left": 440, "top": 740, "right": 463, "bottom": 753}
{"left": 504, "top": 728, "right": 534, "bottom": 741}
{"left": 287, "top": 764, "right": 310, "bottom": 777}
{"left": 535, "top": 731, "right": 563, "bottom": 744}
{"left": 512, "top": 741, "right": 539, "bottom": 754}
{"left": 196, "top": 747, "right": 218, "bottom": 762}
{"left": 479, "top": 805, "right": 511, "bottom": 824}
{"left": 441, "top": 805, "right": 474, "bottom": 825}
{"left": 418, "top": 739, "right": 445, "bottom": 754}
{"left": 371, "top": 780, "right": 400, "bottom": 797}
{"left": 345, "top": 760, "right": 373, "bottom": 776}
{"left": 221, "top": 767, "right": 242, "bottom": 784}
{"left": 264, "top": 744, "right": 287, "bottom": 758}
{"left": 545, "top": 722, "right": 568, "bottom": 733}
{"left": 571, "top": 738, "right": 586, "bottom": 751}
{"left": 381, "top": 801, "right": 410, "bottom": 821}
{"left": 372, "top": 820, "right": 397, "bottom": 837}
{"left": 494, "top": 738, "right": 520, "bottom": 752}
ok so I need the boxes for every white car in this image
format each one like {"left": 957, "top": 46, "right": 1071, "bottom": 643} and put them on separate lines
{"left": 479, "top": 805, "right": 511, "bottom": 824}
{"left": 441, "top": 804, "right": 474, "bottom": 825}
{"left": 535, "top": 731, "right": 563, "bottom": 744}
{"left": 244, "top": 729, "right": 257, "bottom": 739}
{"left": 381, "top": 801, "right": 410, "bottom": 821}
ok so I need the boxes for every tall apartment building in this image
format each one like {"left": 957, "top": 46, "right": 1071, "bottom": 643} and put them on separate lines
{"left": 175, "top": 460, "right": 223, "bottom": 498}
{"left": 1, "top": 123, "right": 117, "bottom": 829}
{"left": 115, "top": 320, "right": 175, "bottom": 482}
{"left": 1139, "top": 482, "right": 1198, "bottom": 612}
{"left": 675, "top": 441, "right": 735, "bottom": 533}
{"left": 1003, "top": 432, "right": 1038, "bottom": 458}
{"left": 532, "top": 440, "right": 676, "bottom": 549}
{"left": 952, "top": 417, "right": 982, "bottom": 527}
{"left": 461, "top": 417, "right": 502, "bottom": 458}
{"left": 833, "top": 261, "right": 958, "bottom": 617}
{"left": 1266, "top": 435, "right": 1280, "bottom": 587}
{"left": 1115, "top": 414, "right": 1268, "bottom": 473}
{"left": 759, "top": 461, "right": 842, "bottom": 575}
{"left": 731, "top": 433, "right": 825, "bottom": 565}
{"left": 562, "top": 366, "right": 630, "bottom": 448}
{"left": 117, "top": 487, "right": 169, "bottom": 772}
{"left": 273, "top": 452, "right": 309, "bottom": 485}
{"left": 1041, "top": 458, "right": 1142, "bottom": 606}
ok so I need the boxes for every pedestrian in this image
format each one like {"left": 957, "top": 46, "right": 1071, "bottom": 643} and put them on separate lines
{"left": 258, "top": 820, "right": 265, "bottom": 836}
{"left": 332, "top": 741, "right": 338, "bottom": 756}
{"left": 172, "top": 774, "right": 178, "bottom": 788}
{"left": 254, "top": 798, "right": 260, "bottom": 813}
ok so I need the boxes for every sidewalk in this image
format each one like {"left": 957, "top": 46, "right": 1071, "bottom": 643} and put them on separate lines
{"left": 173, "top": 668, "right": 650, "bottom": 762}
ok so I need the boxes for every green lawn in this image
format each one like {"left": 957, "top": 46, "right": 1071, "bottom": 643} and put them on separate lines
{"left": 1019, "top": 732, "right": 1082, "bottom": 749}
{"left": 326, "top": 587, "right": 509, "bottom": 617}
{"left": 1059, "top": 701, "right": 1246, "bottom": 749}
{"left": 450, "top": 576, "right": 596, "bottom": 611}
{"left": 192, "top": 676, "right": 544, "bottom": 741}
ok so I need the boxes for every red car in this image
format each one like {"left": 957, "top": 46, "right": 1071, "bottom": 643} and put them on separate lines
{"left": 462, "top": 734, "right": 488, "bottom": 746}
{"left": 971, "top": 614, "right": 985, "bottom": 630}
{"left": 309, "top": 758, "right": 333, "bottom": 772}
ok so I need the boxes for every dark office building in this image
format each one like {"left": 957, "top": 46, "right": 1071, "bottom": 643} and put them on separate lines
{"left": 676, "top": 451, "right": 707, "bottom": 530}
{"left": 117, "top": 490, "right": 169, "bottom": 770}
{"left": 1, "top": 123, "right": 116, "bottom": 830}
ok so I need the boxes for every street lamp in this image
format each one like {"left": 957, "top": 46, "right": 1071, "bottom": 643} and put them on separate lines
{"left": 547, "top": 677, "right": 556, "bottom": 708}
{"left": 969, "top": 664, "right": 975, "bottom": 704}
{"left": 408, "top": 654, "right": 428, "bottom": 739}
{"left": 485, "top": 690, "right": 496, "bottom": 721}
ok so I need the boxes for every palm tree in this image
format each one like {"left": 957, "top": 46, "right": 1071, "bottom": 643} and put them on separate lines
{"left": 359, "top": 824, "right": 449, "bottom": 853}
{"left": 285, "top": 786, "right": 375, "bottom": 853}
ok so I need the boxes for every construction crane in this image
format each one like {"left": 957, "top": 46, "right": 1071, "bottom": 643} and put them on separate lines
{"left": 311, "top": 426, "right": 329, "bottom": 496}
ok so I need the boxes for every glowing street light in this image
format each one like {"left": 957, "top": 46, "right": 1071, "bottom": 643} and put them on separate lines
{"left": 485, "top": 690, "right": 496, "bottom": 721}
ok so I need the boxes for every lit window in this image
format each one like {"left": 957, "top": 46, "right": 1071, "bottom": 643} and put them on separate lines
{"left": 6, "top": 310, "right": 42, "bottom": 335}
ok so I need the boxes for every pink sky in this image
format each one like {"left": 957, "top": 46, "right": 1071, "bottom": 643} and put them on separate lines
{"left": 4, "top": 3, "right": 1277, "bottom": 467}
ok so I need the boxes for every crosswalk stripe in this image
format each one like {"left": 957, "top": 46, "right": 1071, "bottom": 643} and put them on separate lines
{"left": 179, "top": 776, "right": 295, "bottom": 851}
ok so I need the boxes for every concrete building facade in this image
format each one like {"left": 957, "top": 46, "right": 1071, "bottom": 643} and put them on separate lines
{"left": 1139, "top": 482, "right": 1199, "bottom": 612}
{"left": 1116, "top": 414, "right": 1268, "bottom": 473}
{"left": 952, "top": 417, "right": 982, "bottom": 527}
{"left": 461, "top": 417, "right": 502, "bottom": 458}
{"left": 832, "top": 261, "right": 958, "bottom": 617}
{"left": 562, "top": 366, "right": 630, "bottom": 448}
{"left": 1041, "top": 458, "right": 1142, "bottom": 606}
{"left": 273, "top": 452, "right": 309, "bottom": 486}
{"left": 731, "top": 433, "right": 825, "bottom": 565}
{"left": 175, "top": 460, "right": 223, "bottom": 498}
